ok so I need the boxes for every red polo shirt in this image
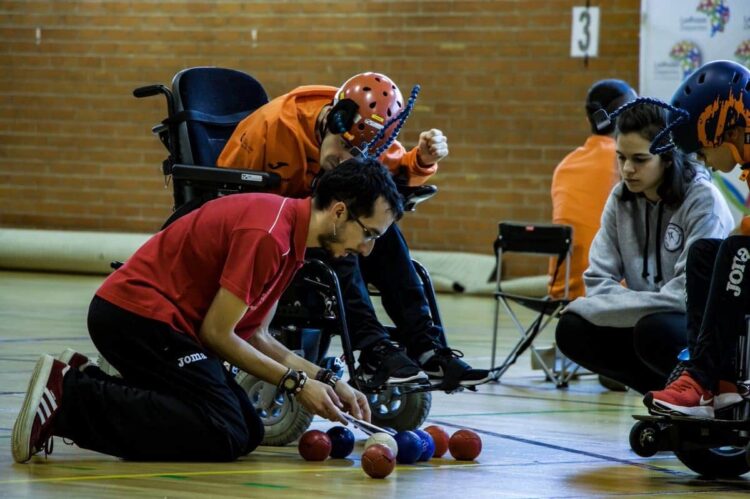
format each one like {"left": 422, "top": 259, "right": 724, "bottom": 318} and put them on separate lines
{"left": 96, "top": 194, "right": 311, "bottom": 341}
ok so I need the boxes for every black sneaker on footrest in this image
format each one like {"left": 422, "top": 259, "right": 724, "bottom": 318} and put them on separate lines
{"left": 421, "top": 348, "right": 491, "bottom": 390}
{"left": 356, "top": 340, "right": 427, "bottom": 388}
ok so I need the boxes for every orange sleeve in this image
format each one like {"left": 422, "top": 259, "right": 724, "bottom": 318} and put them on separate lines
{"left": 379, "top": 142, "right": 438, "bottom": 186}
{"left": 739, "top": 216, "right": 750, "bottom": 236}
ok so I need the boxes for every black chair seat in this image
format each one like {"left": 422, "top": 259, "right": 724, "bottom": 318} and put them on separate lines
{"left": 494, "top": 292, "right": 569, "bottom": 315}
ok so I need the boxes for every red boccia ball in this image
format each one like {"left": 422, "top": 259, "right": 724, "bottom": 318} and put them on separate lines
{"left": 423, "top": 425, "right": 450, "bottom": 458}
{"left": 298, "top": 430, "right": 332, "bottom": 461}
{"left": 449, "top": 429, "right": 482, "bottom": 461}
{"left": 361, "top": 443, "right": 396, "bottom": 479}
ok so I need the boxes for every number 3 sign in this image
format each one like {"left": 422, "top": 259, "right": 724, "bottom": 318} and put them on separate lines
{"left": 571, "top": 6, "right": 600, "bottom": 58}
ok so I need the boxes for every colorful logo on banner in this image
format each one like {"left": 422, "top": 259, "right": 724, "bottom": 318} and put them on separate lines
{"left": 697, "top": 0, "right": 730, "bottom": 37}
{"left": 736, "top": 40, "right": 750, "bottom": 66}
{"left": 669, "top": 41, "right": 702, "bottom": 78}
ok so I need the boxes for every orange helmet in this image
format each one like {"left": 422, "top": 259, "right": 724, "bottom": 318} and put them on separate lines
{"left": 327, "top": 72, "right": 404, "bottom": 154}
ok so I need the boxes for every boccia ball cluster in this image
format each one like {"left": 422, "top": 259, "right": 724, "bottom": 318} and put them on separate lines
{"left": 298, "top": 425, "right": 482, "bottom": 479}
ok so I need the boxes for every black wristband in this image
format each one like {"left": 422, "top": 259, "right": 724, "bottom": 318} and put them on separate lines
{"left": 315, "top": 368, "right": 340, "bottom": 389}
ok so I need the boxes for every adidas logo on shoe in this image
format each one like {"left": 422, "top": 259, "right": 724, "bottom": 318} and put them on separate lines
{"left": 12, "top": 355, "right": 69, "bottom": 463}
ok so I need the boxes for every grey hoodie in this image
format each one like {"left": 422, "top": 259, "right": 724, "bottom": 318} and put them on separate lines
{"left": 565, "top": 170, "right": 734, "bottom": 327}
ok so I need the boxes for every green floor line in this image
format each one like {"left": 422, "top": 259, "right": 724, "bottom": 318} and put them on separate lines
{"left": 241, "top": 482, "right": 290, "bottom": 489}
{"left": 54, "top": 465, "right": 96, "bottom": 471}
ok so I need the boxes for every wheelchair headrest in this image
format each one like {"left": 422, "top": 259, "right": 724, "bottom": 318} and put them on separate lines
{"left": 171, "top": 67, "right": 269, "bottom": 166}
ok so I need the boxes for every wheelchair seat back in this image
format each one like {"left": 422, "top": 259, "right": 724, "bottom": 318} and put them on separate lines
{"left": 171, "top": 67, "right": 269, "bottom": 167}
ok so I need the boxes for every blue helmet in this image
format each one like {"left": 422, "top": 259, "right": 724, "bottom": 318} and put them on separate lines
{"left": 669, "top": 60, "right": 750, "bottom": 154}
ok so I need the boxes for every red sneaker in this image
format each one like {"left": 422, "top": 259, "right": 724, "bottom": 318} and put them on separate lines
{"left": 57, "top": 348, "right": 90, "bottom": 371}
{"left": 12, "top": 355, "right": 69, "bottom": 463}
{"left": 715, "top": 380, "right": 744, "bottom": 411}
{"left": 643, "top": 372, "right": 714, "bottom": 418}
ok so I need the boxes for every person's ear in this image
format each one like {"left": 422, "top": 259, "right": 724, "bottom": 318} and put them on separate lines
{"left": 332, "top": 201, "right": 346, "bottom": 220}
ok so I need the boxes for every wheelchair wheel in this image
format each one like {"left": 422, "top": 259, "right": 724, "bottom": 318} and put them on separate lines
{"left": 674, "top": 447, "right": 750, "bottom": 478}
{"left": 367, "top": 387, "right": 431, "bottom": 431}
{"left": 235, "top": 371, "right": 313, "bottom": 446}
{"left": 629, "top": 420, "right": 661, "bottom": 457}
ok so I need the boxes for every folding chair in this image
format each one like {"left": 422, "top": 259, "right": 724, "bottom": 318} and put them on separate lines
{"left": 489, "top": 222, "right": 577, "bottom": 387}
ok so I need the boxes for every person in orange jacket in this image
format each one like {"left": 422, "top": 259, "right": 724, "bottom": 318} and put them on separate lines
{"left": 642, "top": 60, "right": 750, "bottom": 418}
{"left": 219, "top": 72, "right": 489, "bottom": 390}
{"left": 549, "top": 79, "right": 637, "bottom": 299}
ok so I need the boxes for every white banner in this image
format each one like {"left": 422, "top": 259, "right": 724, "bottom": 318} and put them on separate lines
{"left": 640, "top": 0, "right": 750, "bottom": 222}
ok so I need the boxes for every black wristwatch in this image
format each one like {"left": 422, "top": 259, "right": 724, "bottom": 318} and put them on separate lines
{"left": 315, "top": 368, "right": 340, "bottom": 389}
{"left": 278, "top": 369, "right": 308, "bottom": 395}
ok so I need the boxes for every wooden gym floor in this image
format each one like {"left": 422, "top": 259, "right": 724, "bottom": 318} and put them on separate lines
{"left": 1, "top": 270, "right": 750, "bottom": 498}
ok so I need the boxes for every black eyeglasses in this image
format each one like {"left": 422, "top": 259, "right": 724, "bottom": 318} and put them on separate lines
{"left": 349, "top": 212, "right": 382, "bottom": 242}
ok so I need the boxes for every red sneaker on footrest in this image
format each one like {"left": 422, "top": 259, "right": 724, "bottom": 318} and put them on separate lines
{"left": 643, "top": 372, "right": 714, "bottom": 419}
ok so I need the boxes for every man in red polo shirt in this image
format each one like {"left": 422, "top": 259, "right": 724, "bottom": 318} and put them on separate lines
{"left": 12, "top": 158, "right": 400, "bottom": 463}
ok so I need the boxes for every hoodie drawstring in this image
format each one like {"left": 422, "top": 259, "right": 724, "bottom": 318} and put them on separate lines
{"left": 654, "top": 203, "right": 664, "bottom": 283}
{"left": 642, "top": 203, "right": 650, "bottom": 280}
{"left": 642, "top": 201, "right": 665, "bottom": 284}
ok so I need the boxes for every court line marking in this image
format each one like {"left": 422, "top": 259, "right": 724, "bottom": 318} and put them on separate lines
{"left": 0, "top": 337, "right": 90, "bottom": 344}
{"left": 429, "top": 408, "right": 627, "bottom": 418}
{"left": 0, "top": 460, "right": 478, "bottom": 485}
{"left": 429, "top": 419, "right": 698, "bottom": 478}
{"left": 471, "top": 390, "right": 643, "bottom": 409}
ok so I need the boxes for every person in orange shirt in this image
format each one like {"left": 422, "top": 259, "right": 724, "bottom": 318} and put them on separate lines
{"left": 549, "top": 79, "right": 637, "bottom": 299}
{"left": 219, "top": 72, "right": 489, "bottom": 390}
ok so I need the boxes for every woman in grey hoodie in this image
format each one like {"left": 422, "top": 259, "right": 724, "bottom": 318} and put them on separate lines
{"left": 555, "top": 100, "right": 734, "bottom": 394}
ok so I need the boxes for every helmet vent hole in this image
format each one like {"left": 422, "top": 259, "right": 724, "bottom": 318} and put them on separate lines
{"left": 397, "top": 101, "right": 402, "bottom": 108}
{"left": 369, "top": 102, "right": 376, "bottom": 109}
{"left": 383, "top": 91, "right": 388, "bottom": 97}
{"left": 698, "top": 73, "right": 706, "bottom": 84}
{"left": 363, "top": 86, "right": 371, "bottom": 91}
{"left": 387, "top": 109, "right": 392, "bottom": 117}
{"left": 732, "top": 72, "right": 740, "bottom": 84}
{"left": 392, "top": 85, "right": 396, "bottom": 90}
{"left": 684, "top": 85, "right": 691, "bottom": 95}
{"left": 358, "top": 124, "right": 365, "bottom": 130}
{"left": 375, "top": 77, "right": 381, "bottom": 82}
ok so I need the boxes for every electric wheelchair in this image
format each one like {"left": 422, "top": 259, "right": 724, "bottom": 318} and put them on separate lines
{"left": 629, "top": 327, "right": 750, "bottom": 478}
{"left": 133, "top": 66, "right": 446, "bottom": 445}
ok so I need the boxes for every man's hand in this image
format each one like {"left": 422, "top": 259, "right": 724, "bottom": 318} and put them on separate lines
{"left": 296, "top": 379, "right": 347, "bottom": 423}
{"left": 333, "top": 381, "right": 371, "bottom": 422}
{"left": 417, "top": 129, "right": 449, "bottom": 166}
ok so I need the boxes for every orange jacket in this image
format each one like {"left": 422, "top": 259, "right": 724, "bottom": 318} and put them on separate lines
{"left": 217, "top": 85, "right": 437, "bottom": 197}
{"left": 548, "top": 135, "right": 619, "bottom": 299}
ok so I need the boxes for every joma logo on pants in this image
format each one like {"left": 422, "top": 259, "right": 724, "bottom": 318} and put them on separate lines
{"left": 726, "top": 247, "right": 750, "bottom": 297}
{"left": 178, "top": 353, "right": 208, "bottom": 367}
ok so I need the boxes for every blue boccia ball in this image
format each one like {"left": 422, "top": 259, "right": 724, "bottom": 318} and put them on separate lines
{"left": 394, "top": 430, "right": 423, "bottom": 464}
{"left": 326, "top": 426, "right": 355, "bottom": 459}
{"left": 413, "top": 429, "right": 435, "bottom": 461}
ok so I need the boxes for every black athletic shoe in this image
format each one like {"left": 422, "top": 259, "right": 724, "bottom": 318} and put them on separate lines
{"left": 357, "top": 340, "right": 427, "bottom": 387}
{"left": 421, "top": 348, "right": 491, "bottom": 389}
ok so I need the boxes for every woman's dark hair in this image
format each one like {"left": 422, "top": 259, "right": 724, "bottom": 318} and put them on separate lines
{"left": 615, "top": 101, "right": 700, "bottom": 207}
{"left": 313, "top": 157, "right": 404, "bottom": 221}
{"left": 586, "top": 79, "right": 637, "bottom": 135}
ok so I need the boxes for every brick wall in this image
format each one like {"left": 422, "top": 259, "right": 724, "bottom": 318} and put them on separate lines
{"left": 0, "top": 0, "right": 640, "bottom": 277}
